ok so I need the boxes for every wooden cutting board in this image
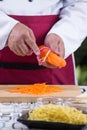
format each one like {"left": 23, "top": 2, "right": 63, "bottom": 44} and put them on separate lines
{"left": 0, "top": 85, "right": 81, "bottom": 102}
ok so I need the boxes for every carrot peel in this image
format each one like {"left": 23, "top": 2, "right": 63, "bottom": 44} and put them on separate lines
{"left": 6, "top": 83, "right": 64, "bottom": 96}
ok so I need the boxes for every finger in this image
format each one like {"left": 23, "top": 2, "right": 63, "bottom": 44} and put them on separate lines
{"left": 29, "top": 29, "right": 36, "bottom": 42}
{"left": 25, "top": 38, "right": 40, "bottom": 55}
{"left": 18, "top": 42, "right": 30, "bottom": 55}
{"left": 26, "top": 49, "right": 33, "bottom": 56}
{"left": 25, "top": 31, "right": 40, "bottom": 55}
{"left": 57, "top": 41, "right": 65, "bottom": 58}
{"left": 12, "top": 43, "right": 26, "bottom": 56}
{"left": 10, "top": 46, "right": 24, "bottom": 56}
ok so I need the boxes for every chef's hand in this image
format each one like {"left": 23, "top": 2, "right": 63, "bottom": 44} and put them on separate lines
{"left": 42, "top": 33, "right": 65, "bottom": 68}
{"left": 7, "top": 23, "right": 40, "bottom": 56}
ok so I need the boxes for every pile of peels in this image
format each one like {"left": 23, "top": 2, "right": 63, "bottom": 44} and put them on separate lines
{"left": 7, "top": 83, "right": 64, "bottom": 96}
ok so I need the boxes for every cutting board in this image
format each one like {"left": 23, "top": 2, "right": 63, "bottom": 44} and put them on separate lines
{"left": 0, "top": 85, "right": 81, "bottom": 102}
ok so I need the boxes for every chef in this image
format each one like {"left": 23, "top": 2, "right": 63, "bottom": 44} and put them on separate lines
{"left": 0, "top": 0, "right": 87, "bottom": 85}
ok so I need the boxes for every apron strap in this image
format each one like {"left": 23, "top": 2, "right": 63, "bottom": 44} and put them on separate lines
{"left": 0, "top": 62, "right": 45, "bottom": 70}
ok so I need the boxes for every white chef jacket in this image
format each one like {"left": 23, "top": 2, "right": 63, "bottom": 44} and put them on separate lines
{"left": 0, "top": 0, "right": 87, "bottom": 58}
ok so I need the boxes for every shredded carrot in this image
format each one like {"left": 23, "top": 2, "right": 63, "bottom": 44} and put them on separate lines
{"left": 7, "top": 83, "right": 64, "bottom": 96}
{"left": 38, "top": 45, "right": 66, "bottom": 68}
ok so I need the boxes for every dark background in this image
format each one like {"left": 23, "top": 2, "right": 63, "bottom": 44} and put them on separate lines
{"left": 74, "top": 38, "right": 87, "bottom": 85}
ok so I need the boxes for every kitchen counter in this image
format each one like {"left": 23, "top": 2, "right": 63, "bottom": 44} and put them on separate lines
{"left": 0, "top": 86, "right": 87, "bottom": 130}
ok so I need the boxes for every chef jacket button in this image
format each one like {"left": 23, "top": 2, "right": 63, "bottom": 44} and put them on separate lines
{"left": 28, "top": 0, "right": 33, "bottom": 2}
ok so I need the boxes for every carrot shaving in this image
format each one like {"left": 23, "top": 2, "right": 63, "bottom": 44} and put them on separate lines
{"left": 7, "top": 83, "right": 64, "bottom": 96}
{"left": 38, "top": 45, "right": 66, "bottom": 68}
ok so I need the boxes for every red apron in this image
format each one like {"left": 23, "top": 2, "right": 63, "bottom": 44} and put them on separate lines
{"left": 0, "top": 15, "right": 75, "bottom": 85}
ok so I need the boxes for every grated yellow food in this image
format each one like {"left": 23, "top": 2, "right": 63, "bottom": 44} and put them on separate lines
{"left": 28, "top": 104, "right": 87, "bottom": 124}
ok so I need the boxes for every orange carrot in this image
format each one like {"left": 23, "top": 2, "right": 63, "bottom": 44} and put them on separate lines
{"left": 7, "top": 83, "right": 64, "bottom": 96}
{"left": 38, "top": 45, "right": 66, "bottom": 68}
